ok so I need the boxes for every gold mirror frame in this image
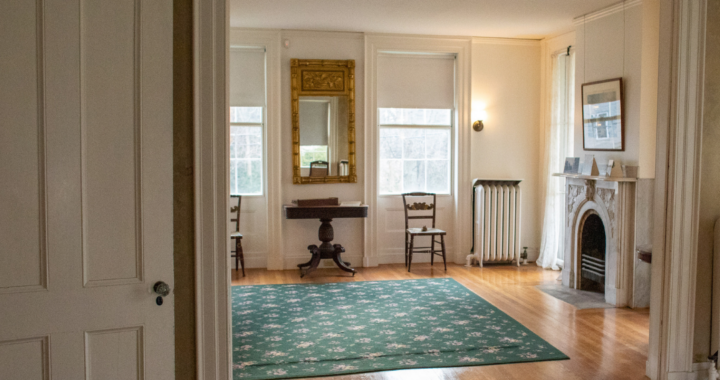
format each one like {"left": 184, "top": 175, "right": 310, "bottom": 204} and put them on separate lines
{"left": 291, "top": 59, "right": 357, "bottom": 184}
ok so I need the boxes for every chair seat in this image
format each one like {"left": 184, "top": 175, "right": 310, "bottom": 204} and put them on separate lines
{"left": 230, "top": 232, "right": 243, "bottom": 238}
{"left": 406, "top": 228, "right": 446, "bottom": 235}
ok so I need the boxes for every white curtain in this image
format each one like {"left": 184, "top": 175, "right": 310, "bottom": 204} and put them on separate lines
{"left": 537, "top": 51, "right": 575, "bottom": 270}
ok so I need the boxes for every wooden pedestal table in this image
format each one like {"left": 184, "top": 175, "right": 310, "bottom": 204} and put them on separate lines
{"left": 284, "top": 205, "right": 368, "bottom": 277}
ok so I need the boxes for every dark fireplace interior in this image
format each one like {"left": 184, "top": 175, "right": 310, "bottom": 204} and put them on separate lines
{"left": 580, "top": 213, "right": 606, "bottom": 293}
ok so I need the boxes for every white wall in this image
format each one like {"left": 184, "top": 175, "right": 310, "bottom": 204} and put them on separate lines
{"left": 574, "top": 3, "right": 656, "bottom": 178}
{"left": 471, "top": 39, "right": 543, "bottom": 260}
{"left": 280, "top": 31, "right": 366, "bottom": 269}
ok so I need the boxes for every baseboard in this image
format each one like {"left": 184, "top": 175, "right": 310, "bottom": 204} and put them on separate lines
{"left": 228, "top": 252, "right": 267, "bottom": 269}
{"left": 363, "top": 256, "right": 379, "bottom": 267}
{"left": 379, "top": 253, "right": 449, "bottom": 265}
{"left": 690, "top": 361, "right": 718, "bottom": 380}
{"left": 665, "top": 362, "right": 720, "bottom": 380}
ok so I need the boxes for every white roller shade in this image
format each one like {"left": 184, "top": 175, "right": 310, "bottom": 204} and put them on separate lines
{"left": 299, "top": 101, "right": 329, "bottom": 146}
{"left": 229, "top": 47, "right": 265, "bottom": 107}
{"left": 377, "top": 53, "right": 455, "bottom": 109}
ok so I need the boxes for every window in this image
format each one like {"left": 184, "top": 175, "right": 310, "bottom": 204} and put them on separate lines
{"left": 299, "top": 146, "right": 328, "bottom": 167}
{"left": 378, "top": 108, "right": 452, "bottom": 194}
{"left": 230, "top": 107, "right": 263, "bottom": 195}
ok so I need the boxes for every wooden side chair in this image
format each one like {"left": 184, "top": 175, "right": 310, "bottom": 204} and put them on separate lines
{"left": 402, "top": 192, "right": 447, "bottom": 272}
{"left": 230, "top": 195, "right": 245, "bottom": 276}
{"left": 309, "top": 160, "right": 328, "bottom": 177}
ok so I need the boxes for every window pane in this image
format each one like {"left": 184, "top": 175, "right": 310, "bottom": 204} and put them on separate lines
{"left": 402, "top": 129, "right": 425, "bottom": 159}
{"left": 426, "top": 160, "right": 450, "bottom": 193}
{"left": 379, "top": 129, "right": 402, "bottom": 159}
{"left": 403, "top": 160, "right": 425, "bottom": 191}
{"left": 425, "top": 129, "right": 449, "bottom": 159}
{"left": 379, "top": 108, "right": 451, "bottom": 126}
{"left": 230, "top": 106, "right": 263, "bottom": 123}
{"left": 379, "top": 159, "right": 402, "bottom": 194}
{"left": 299, "top": 146, "right": 328, "bottom": 167}
{"left": 379, "top": 127, "right": 451, "bottom": 194}
{"left": 232, "top": 159, "right": 262, "bottom": 195}
{"left": 230, "top": 125, "right": 263, "bottom": 195}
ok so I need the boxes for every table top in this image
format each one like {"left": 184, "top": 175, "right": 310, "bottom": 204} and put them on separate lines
{"left": 284, "top": 204, "right": 368, "bottom": 219}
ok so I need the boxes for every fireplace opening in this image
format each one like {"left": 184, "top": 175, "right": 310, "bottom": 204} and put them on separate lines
{"left": 580, "top": 213, "right": 606, "bottom": 293}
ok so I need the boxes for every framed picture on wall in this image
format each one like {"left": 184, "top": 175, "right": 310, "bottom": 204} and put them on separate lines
{"left": 582, "top": 78, "right": 624, "bottom": 151}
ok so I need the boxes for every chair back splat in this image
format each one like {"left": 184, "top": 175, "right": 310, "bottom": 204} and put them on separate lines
{"left": 402, "top": 192, "right": 437, "bottom": 229}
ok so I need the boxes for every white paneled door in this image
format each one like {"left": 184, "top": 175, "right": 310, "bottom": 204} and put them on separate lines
{"left": 0, "top": 0, "right": 174, "bottom": 379}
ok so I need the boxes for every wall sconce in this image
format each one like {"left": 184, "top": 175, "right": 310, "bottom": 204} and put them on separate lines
{"left": 472, "top": 109, "right": 487, "bottom": 132}
{"left": 472, "top": 120, "right": 484, "bottom": 132}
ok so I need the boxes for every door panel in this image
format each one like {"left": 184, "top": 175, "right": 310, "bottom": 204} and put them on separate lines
{"left": 85, "top": 328, "right": 143, "bottom": 380}
{"left": 0, "top": 0, "right": 46, "bottom": 292}
{"left": 0, "top": 337, "right": 48, "bottom": 380}
{"left": 81, "top": 0, "right": 142, "bottom": 286}
{"left": 0, "top": 0, "right": 174, "bottom": 379}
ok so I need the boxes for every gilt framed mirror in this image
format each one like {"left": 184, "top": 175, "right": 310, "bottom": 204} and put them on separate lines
{"left": 291, "top": 59, "right": 356, "bottom": 184}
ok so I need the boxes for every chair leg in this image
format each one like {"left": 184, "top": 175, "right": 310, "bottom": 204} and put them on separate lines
{"left": 430, "top": 235, "right": 435, "bottom": 266}
{"left": 440, "top": 235, "right": 447, "bottom": 271}
{"left": 236, "top": 238, "right": 245, "bottom": 277}
{"left": 408, "top": 235, "right": 414, "bottom": 272}
{"left": 404, "top": 232, "right": 408, "bottom": 267}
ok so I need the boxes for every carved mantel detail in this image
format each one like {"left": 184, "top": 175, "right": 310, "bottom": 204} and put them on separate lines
{"left": 567, "top": 185, "right": 583, "bottom": 226}
{"left": 584, "top": 179, "right": 596, "bottom": 200}
{"left": 597, "top": 188, "right": 617, "bottom": 237}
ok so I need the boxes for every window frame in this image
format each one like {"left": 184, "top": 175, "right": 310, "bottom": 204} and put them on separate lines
{"left": 377, "top": 107, "right": 455, "bottom": 196}
{"left": 229, "top": 106, "right": 264, "bottom": 197}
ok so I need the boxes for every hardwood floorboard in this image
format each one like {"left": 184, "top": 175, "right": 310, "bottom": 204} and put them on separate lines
{"left": 231, "top": 263, "right": 650, "bottom": 380}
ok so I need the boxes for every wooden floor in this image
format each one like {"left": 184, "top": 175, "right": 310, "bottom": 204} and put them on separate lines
{"left": 232, "top": 263, "right": 650, "bottom": 380}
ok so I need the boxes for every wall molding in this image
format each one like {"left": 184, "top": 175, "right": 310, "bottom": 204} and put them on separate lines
{"left": 281, "top": 29, "right": 363, "bottom": 40}
{"left": 573, "top": 0, "right": 643, "bottom": 26}
{"left": 471, "top": 37, "right": 540, "bottom": 46}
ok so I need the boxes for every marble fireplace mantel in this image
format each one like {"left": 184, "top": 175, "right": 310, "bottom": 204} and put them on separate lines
{"left": 556, "top": 175, "right": 637, "bottom": 307}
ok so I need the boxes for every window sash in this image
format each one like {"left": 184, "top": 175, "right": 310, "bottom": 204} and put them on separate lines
{"left": 378, "top": 122, "right": 453, "bottom": 195}
{"left": 230, "top": 121, "right": 263, "bottom": 196}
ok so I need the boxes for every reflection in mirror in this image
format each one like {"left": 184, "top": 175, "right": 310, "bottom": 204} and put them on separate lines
{"left": 298, "top": 96, "right": 349, "bottom": 177}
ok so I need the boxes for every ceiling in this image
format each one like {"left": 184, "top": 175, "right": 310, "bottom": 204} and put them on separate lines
{"left": 230, "top": 0, "right": 619, "bottom": 39}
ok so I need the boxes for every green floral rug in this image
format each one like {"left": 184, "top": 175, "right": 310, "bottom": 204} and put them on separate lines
{"left": 232, "top": 278, "right": 568, "bottom": 379}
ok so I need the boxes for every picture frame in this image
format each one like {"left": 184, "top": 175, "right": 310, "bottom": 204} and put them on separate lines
{"left": 582, "top": 78, "right": 624, "bottom": 151}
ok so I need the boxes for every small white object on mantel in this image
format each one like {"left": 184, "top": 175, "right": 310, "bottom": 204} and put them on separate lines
{"left": 581, "top": 154, "right": 600, "bottom": 176}
{"left": 606, "top": 159, "right": 625, "bottom": 178}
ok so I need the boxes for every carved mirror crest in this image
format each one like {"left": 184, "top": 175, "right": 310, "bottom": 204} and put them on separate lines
{"left": 291, "top": 59, "right": 356, "bottom": 184}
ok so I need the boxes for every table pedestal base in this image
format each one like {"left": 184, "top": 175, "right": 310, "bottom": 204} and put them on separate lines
{"left": 298, "top": 218, "right": 356, "bottom": 277}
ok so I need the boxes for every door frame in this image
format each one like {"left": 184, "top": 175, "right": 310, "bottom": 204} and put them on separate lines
{"left": 647, "top": 0, "right": 709, "bottom": 379}
{"left": 192, "top": 1, "right": 710, "bottom": 379}
{"left": 193, "top": 0, "right": 231, "bottom": 379}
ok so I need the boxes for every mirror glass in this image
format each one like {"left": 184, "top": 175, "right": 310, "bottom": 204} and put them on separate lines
{"left": 298, "top": 96, "right": 349, "bottom": 178}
